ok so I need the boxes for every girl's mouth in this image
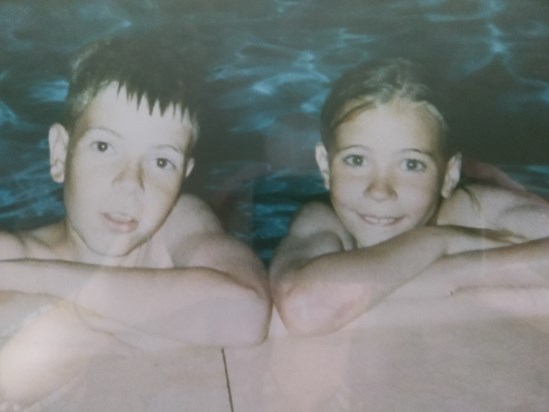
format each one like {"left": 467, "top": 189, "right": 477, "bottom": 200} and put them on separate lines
{"left": 360, "top": 214, "right": 401, "bottom": 226}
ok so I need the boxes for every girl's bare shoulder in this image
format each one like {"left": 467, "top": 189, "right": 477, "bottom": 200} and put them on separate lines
{"left": 438, "top": 183, "right": 549, "bottom": 234}
{"left": 290, "top": 201, "right": 349, "bottom": 240}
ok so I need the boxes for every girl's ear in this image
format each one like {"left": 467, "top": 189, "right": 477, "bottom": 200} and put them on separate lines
{"left": 441, "top": 152, "right": 462, "bottom": 198}
{"left": 315, "top": 143, "right": 331, "bottom": 190}
{"left": 48, "top": 123, "right": 69, "bottom": 183}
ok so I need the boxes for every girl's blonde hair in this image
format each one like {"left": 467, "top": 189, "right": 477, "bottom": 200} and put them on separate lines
{"left": 320, "top": 59, "right": 453, "bottom": 156}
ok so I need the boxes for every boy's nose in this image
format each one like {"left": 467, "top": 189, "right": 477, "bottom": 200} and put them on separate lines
{"left": 113, "top": 162, "right": 144, "bottom": 193}
{"left": 363, "top": 173, "right": 396, "bottom": 201}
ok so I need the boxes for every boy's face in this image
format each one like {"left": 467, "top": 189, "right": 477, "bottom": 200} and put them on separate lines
{"left": 316, "top": 99, "right": 460, "bottom": 247}
{"left": 49, "top": 83, "right": 195, "bottom": 259}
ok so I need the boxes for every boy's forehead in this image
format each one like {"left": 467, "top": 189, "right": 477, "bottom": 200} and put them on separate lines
{"left": 91, "top": 83, "right": 186, "bottom": 118}
{"left": 73, "top": 83, "right": 194, "bottom": 146}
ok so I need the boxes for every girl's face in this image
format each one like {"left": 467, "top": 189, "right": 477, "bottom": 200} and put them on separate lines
{"left": 316, "top": 99, "right": 460, "bottom": 247}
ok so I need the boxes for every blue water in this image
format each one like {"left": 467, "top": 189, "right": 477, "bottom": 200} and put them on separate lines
{"left": 1, "top": 0, "right": 548, "bottom": 261}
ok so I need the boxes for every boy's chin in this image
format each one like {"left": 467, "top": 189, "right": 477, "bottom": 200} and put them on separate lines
{"left": 82, "top": 237, "right": 145, "bottom": 265}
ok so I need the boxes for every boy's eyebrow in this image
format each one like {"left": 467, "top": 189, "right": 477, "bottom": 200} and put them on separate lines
{"left": 154, "top": 144, "right": 184, "bottom": 154}
{"left": 337, "top": 144, "right": 372, "bottom": 152}
{"left": 81, "top": 126, "right": 122, "bottom": 138}
{"left": 80, "top": 128, "right": 184, "bottom": 153}
{"left": 400, "top": 148, "right": 436, "bottom": 158}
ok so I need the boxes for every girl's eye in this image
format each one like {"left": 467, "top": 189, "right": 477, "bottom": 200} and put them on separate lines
{"left": 156, "top": 158, "right": 175, "bottom": 170}
{"left": 402, "top": 159, "right": 426, "bottom": 172}
{"left": 343, "top": 154, "right": 365, "bottom": 167}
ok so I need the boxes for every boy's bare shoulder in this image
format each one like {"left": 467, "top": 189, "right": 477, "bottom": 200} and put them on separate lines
{"left": 0, "top": 230, "right": 28, "bottom": 260}
{"left": 160, "top": 194, "right": 250, "bottom": 266}
{"left": 164, "top": 193, "right": 223, "bottom": 236}
{"left": 0, "top": 224, "right": 64, "bottom": 261}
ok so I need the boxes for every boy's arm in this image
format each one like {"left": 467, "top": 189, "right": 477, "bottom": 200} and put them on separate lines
{"left": 270, "top": 202, "right": 516, "bottom": 336}
{"left": 0, "top": 258, "right": 270, "bottom": 348}
{"left": 0, "top": 197, "right": 271, "bottom": 347}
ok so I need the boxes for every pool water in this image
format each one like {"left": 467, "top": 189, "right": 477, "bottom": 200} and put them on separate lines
{"left": 1, "top": 0, "right": 548, "bottom": 262}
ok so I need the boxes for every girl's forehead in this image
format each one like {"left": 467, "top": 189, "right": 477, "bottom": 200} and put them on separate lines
{"left": 334, "top": 99, "right": 446, "bottom": 152}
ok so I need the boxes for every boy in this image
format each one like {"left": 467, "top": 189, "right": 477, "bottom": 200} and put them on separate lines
{"left": 270, "top": 59, "right": 549, "bottom": 336}
{"left": 0, "top": 34, "right": 270, "bottom": 404}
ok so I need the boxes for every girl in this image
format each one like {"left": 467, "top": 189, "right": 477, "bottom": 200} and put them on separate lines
{"left": 270, "top": 59, "right": 549, "bottom": 336}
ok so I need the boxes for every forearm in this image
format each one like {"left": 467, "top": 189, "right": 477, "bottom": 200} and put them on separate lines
{"left": 0, "top": 260, "right": 269, "bottom": 346}
{"left": 409, "top": 237, "right": 549, "bottom": 299}
{"left": 434, "top": 238, "right": 549, "bottom": 294}
{"left": 453, "top": 236, "right": 549, "bottom": 281}
{"left": 277, "top": 226, "right": 454, "bottom": 335}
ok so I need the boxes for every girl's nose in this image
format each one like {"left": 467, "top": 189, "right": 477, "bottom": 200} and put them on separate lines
{"left": 363, "top": 173, "right": 396, "bottom": 201}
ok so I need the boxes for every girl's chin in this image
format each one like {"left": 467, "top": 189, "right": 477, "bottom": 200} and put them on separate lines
{"left": 354, "top": 230, "right": 405, "bottom": 248}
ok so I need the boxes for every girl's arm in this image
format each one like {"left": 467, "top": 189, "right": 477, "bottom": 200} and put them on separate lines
{"left": 269, "top": 202, "right": 514, "bottom": 336}
{"left": 437, "top": 183, "right": 549, "bottom": 240}
{"left": 430, "top": 184, "right": 549, "bottom": 286}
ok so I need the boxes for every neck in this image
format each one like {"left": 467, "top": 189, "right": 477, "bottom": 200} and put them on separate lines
{"left": 57, "top": 220, "right": 146, "bottom": 267}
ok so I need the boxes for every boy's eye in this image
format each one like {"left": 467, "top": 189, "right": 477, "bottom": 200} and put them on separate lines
{"left": 402, "top": 159, "right": 426, "bottom": 172}
{"left": 343, "top": 154, "right": 365, "bottom": 167}
{"left": 92, "top": 141, "right": 112, "bottom": 153}
{"left": 156, "top": 158, "right": 175, "bottom": 170}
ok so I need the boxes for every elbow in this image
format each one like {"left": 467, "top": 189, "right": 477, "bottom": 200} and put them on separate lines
{"left": 274, "top": 287, "right": 349, "bottom": 337}
{"left": 222, "top": 286, "right": 272, "bottom": 347}
{"left": 242, "top": 288, "right": 272, "bottom": 345}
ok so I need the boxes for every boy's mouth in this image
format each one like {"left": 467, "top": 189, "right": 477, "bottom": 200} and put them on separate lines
{"left": 102, "top": 212, "right": 139, "bottom": 233}
{"left": 359, "top": 214, "right": 401, "bottom": 227}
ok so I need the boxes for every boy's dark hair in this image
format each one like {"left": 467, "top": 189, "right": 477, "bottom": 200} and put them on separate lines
{"left": 320, "top": 58, "right": 453, "bottom": 155}
{"left": 64, "top": 33, "right": 201, "bottom": 145}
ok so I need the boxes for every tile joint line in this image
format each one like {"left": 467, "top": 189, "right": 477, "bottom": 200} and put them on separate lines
{"left": 222, "top": 348, "right": 235, "bottom": 412}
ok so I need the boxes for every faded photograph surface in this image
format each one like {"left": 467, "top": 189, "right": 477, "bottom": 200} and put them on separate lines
{"left": 0, "top": 1, "right": 548, "bottom": 411}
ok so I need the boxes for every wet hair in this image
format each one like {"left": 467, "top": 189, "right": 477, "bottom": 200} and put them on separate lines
{"left": 63, "top": 33, "right": 201, "bottom": 145}
{"left": 320, "top": 58, "right": 453, "bottom": 156}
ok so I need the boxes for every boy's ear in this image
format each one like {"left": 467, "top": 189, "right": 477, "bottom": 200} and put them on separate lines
{"left": 441, "top": 152, "right": 462, "bottom": 198}
{"left": 48, "top": 123, "right": 69, "bottom": 183}
{"left": 184, "top": 157, "right": 195, "bottom": 178}
{"left": 315, "top": 143, "right": 331, "bottom": 190}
